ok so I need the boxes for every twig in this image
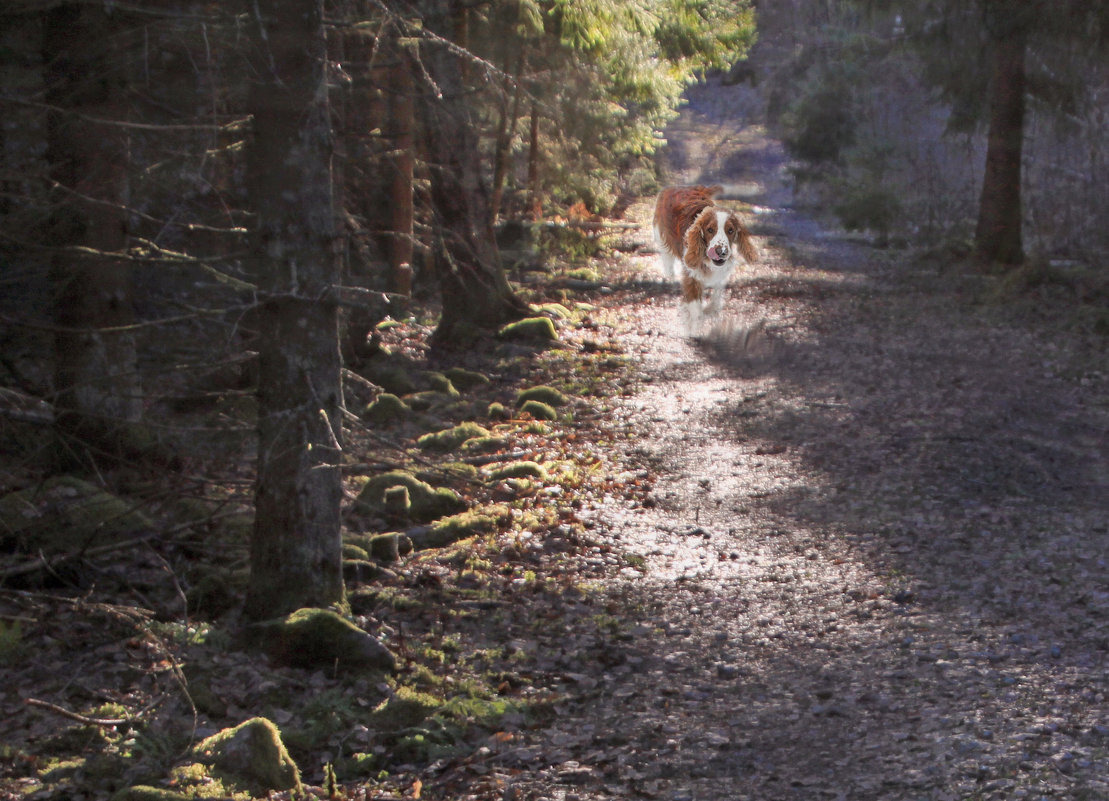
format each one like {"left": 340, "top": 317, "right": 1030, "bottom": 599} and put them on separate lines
{"left": 25, "top": 697, "right": 134, "bottom": 727}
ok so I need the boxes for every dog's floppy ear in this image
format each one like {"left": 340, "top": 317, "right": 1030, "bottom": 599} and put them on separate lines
{"left": 682, "top": 210, "right": 710, "bottom": 271}
{"left": 729, "top": 212, "right": 759, "bottom": 263}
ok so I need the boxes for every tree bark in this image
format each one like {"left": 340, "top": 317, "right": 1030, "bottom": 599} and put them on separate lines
{"left": 244, "top": 0, "right": 345, "bottom": 620}
{"left": 42, "top": 4, "right": 143, "bottom": 464}
{"left": 419, "top": 0, "right": 530, "bottom": 348}
{"left": 387, "top": 37, "right": 416, "bottom": 297}
{"left": 974, "top": 30, "right": 1027, "bottom": 266}
{"left": 490, "top": 51, "right": 526, "bottom": 225}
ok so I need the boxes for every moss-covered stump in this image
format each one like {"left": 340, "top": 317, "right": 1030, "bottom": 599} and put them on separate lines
{"left": 247, "top": 608, "right": 397, "bottom": 672}
{"left": 346, "top": 531, "right": 412, "bottom": 562}
{"left": 0, "top": 475, "right": 152, "bottom": 554}
{"left": 369, "top": 532, "right": 403, "bottom": 562}
{"left": 363, "top": 393, "right": 411, "bottom": 425}
{"left": 416, "top": 421, "right": 491, "bottom": 452}
{"left": 515, "top": 385, "right": 569, "bottom": 408}
{"left": 497, "top": 316, "right": 558, "bottom": 341}
{"left": 191, "top": 717, "right": 301, "bottom": 796}
{"left": 355, "top": 471, "right": 465, "bottom": 523}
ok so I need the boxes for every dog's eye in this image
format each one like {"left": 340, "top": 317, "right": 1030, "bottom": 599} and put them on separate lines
{"left": 726, "top": 224, "right": 736, "bottom": 237}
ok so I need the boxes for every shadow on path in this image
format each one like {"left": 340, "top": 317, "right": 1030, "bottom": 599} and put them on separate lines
{"left": 499, "top": 76, "right": 1109, "bottom": 801}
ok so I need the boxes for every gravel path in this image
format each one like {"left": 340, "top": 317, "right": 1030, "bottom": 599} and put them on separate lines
{"left": 499, "top": 78, "right": 1109, "bottom": 801}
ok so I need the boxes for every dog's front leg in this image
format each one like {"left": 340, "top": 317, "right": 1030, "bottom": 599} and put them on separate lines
{"left": 704, "top": 287, "right": 726, "bottom": 319}
{"left": 680, "top": 299, "right": 703, "bottom": 338}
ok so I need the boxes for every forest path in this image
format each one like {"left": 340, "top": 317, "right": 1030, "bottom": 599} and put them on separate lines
{"left": 504, "top": 79, "right": 1109, "bottom": 801}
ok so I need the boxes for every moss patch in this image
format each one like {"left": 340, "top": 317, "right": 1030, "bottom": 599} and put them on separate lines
{"left": 247, "top": 608, "right": 397, "bottom": 672}
{"left": 355, "top": 471, "right": 465, "bottom": 522}
{"left": 519, "top": 400, "right": 558, "bottom": 421}
{"left": 498, "top": 317, "right": 558, "bottom": 341}
{"left": 487, "top": 461, "right": 547, "bottom": 481}
{"left": 444, "top": 367, "right": 491, "bottom": 391}
{"left": 363, "top": 393, "right": 411, "bottom": 425}
{"left": 417, "top": 422, "right": 491, "bottom": 452}
{"left": 192, "top": 717, "right": 301, "bottom": 796}
{"left": 515, "top": 385, "right": 569, "bottom": 407}
{"left": 0, "top": 476, "right": 151, "bottom": 553}
{"left": 407, "top": 508, "right": 506, "bottom": 551}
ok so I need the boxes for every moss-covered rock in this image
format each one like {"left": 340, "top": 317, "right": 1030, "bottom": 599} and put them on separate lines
{"left": 363, "top": 393, "right": 411, "bottom": 425}
{"left": 367, "top": 687, "right": 444, "bottom": 733}
{"left": 247, "top": 608, "right": 397, "bottom": 672}
{"left": 519, "top": 400, "right": 558, "bottom": 421}
{"left": 0, "top": 476, "right": 151, "bottom": 553}
{"left": 459, "top": 435, "right": 511, "bottom": 454}
{"left": 515, "top": 385, "right": 568, "bottom": 407}
{"left": 497, "top": 316, "right": 558, "bottom": 341}
{"left": 532, "top": 301, "right": 573, "bottom": 319}
{"left": 343, "top": 542, "right": 370, "bottom": 561}
{"left": 406, "top": 509, "right": 502, "bottom": 551}
{"left": 192, "top": 717, "right": 301, "bottom": 795}
{"left": 416, "top": 422, "right": 490, "bottom": 452}
{"left": 363, "top": 359, "right": 418, "bottom": 396}
{"left": 403, "top": 390, "right": 458, "bottom": 412}
{"left": 487, "top": 402, "right": 510, "bottom": 420}
{"left": 487, "top": 461, "right": 547, "bottom": 481}
{"left": 355, "top": 471, "right": 465, "bottom": 522}
{"left": 424, "top": 372, "right": 460, "bottom": 398}
{"left": 444, "top": 367, "right": 491, "bottom": 392}
{"left": 113, "top": 786, "right": 196, "bottom": 801}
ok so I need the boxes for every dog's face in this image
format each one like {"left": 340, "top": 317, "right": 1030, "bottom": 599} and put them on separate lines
{"left": 705, "top": 209, "right": 743, "bottom": 269}
{"left": 686, "top": 208, "right": 745, "bottom": 279}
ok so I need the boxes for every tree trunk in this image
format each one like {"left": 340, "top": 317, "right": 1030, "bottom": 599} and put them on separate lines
{"left": 387, "top": 37, "right": 416, "bottom": 298}
{"left": 974, "top": 30, "right": 1026, "bottom": 266}
{"left": 527, "top": 101, "right": 542, "bottom": 219}
{"left": 490, "top": 51, "right": 526, "bottom": 225}
{"left": 419, "top": 0, "right": 530, "bottom": 348}
{"left": 42, "top": 4, "right": 143, "bottom": 464}
{"left": 244, "top": 0, "right": 345, "bottom": 620}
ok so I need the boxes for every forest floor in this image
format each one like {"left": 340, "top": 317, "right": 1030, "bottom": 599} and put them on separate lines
{"left": 2, "top": 79, "right": 1109, "bottom": 801}
{"left": 463, "top": 79, "right": 1109, "bottom": 800}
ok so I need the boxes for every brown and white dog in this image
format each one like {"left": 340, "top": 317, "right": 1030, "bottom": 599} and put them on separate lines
{"left": 652, "top": 184, "right": 757, "bottom": 337}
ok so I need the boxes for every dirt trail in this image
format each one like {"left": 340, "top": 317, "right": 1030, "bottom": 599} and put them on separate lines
{"left": 501, "top": 79, "right": 1109, "bottom": 800}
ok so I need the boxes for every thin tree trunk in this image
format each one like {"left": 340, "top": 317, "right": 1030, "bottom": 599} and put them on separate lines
{"left": 42, "top": 4, "right": 143, "bottom": 464}
{"left": 388, "top": 37, "right": 415, "bottom": 297}
{"left": 490, "top": 51, "right": 525, "bottom": 225}
{"left": 244, "top": 0, "right": 344, "bottom": 620}
{"left": 419, "top": 0, "right": 530, "bottom": 348}
{"left": 975, "top": 30, "right": 1026, "bottom": 266}
{"left": 527, "top": 101, "right": 542, "bottom": 219}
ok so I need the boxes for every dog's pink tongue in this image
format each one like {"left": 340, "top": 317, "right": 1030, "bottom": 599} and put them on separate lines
{"left": 712, "top": 245, "right": 727, "bottom": 259}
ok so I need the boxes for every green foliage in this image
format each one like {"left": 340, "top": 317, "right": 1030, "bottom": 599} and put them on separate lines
{"left": 471, "top": 0, "right": 757, "bottom": 215}
{"left": 781, "top": 72, "right": 856, "bottom": 165}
